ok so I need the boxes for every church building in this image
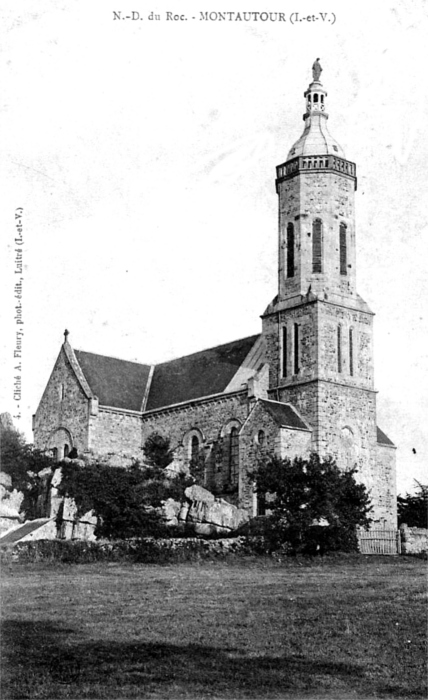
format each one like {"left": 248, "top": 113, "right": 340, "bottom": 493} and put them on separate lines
{"left": 33, "top": 62, "right": 397, "bottom": 527}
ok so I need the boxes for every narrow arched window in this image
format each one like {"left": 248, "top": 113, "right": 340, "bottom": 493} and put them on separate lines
{"left": 281, "top": 326, "right": 287, "bottom": 378}
{"left": 312, "top": 219, "right": 322, "bottom": 273}
{"left": 52, "top": 447, "right": 58, "bottom": 461}
{"left": 349, "top": 328, "right": 354, "bottom": 376}
{"left": 190, "top": 435, "right": 199, "bottom": 464}
{"left": 294, "top": 323, "right": 300, "bottom": 374}
{"left": 258, "top": 430, "right": 265, "bottom": 446}
{"left": 64, "top": 444, "right": 69, "bottom": 458}
{"left": 229, "top": 427, "right": 239, "bottom": 484}
{"left": 314, "top": 93, "right": 319, "bottom": 103}
{"left": 340, "top": 223, "right": 347, "bottom": 275}
{"left": 286, "top": 223, "right": 295, "bottom": 278}
{"left": 337, "top": 326, "right": 342, "bottom": 373}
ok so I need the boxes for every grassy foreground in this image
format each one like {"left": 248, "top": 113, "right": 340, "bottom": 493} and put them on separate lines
{"left": 1, "top": 556, "right": 426, "bottom": 699}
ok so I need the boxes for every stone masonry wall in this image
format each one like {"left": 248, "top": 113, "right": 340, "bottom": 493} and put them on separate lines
{"left": 317, "top": 302, "right": 374, "bottom": 390}
{"left": 238, "top": 401, "right": 312, "bottom": 513}
{"left": 316, "top": 381, "right": 377, "bottom": 483}
{"left": 262, "top": 303, "right": 318, "bottom": 391}
{"left": 89, "top": 408, "right": 143, "bottom": 456}
{"left": 277, "top": 171, "right": 357, "bottom": 302}
{"left": 277, "top": 379, "right": 389, "bottom": 524}
{"left": 141, "top": 392, "right": 251, "bottom": 503}
{"left": 141, "top": 393, "right": 249, "bottom": 456}
{"left": 34, "top": 348, "right": 90, "bottom": 455}
{"left": 374, "top": 443, "right": 397, "bottom": 527}
{"left": 239, "top": 403, "right": 282, "bottom": 512}
{"left": 400, "top": 525, "right": 428, "bottom": 554}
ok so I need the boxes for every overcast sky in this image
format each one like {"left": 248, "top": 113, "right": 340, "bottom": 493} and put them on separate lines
{"left": 1, "top": 0, "right": 427, "bottom": 494}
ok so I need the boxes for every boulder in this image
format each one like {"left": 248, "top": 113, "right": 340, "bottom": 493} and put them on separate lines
{"left": 181, "top": 485, "right": 249, "bottom": 533}
{"left": 178, "top": 502, "right": 190, "bottom": 522}
{"left": 0, "top": 472, "right": 12, "bottom": 489}
{"left": 162, "top": 498, "right": 181, "bottom": 525}
{"left": 184, "top": 484, "right": 215, "bottom": 503}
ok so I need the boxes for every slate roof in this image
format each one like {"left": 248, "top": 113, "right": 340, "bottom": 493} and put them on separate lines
{"left": 74, "top": 350, "right": 152, "bottom": 411}
{"left": 146, "top": 335, "right": 261, "bottom": 411}
{"left": 377, "top": 426, "right": 395, "bottom": 446}
{"left": 73, "top": 335, "right": 261, "bottom": 413}
{"left": 0, "top": 519, "right": 51, "bottom": 545}
{"left": 259, "top": 400, "right": 309, "bottom": 431}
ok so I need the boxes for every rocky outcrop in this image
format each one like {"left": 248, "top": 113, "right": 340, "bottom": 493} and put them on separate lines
{"left": 0, "top": 473, "right": 24, "bottom": 536}
{"left": 1, "top": 460, "right": 249, "bottom": 541}
{"left": 57, "top": 498, "right": 97, "bottom": 541}
{"left": 162, "top": 483, "right": 249, "bottom": 535}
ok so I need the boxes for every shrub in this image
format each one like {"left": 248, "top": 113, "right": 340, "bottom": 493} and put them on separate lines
{"left": 58, "top": 459, "right": 192, "bottom": 540}
{"left": 249, "top": 453, "right": 372, "bottom": 554}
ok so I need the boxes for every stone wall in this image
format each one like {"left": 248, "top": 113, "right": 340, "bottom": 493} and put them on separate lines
{"left": 399, "top": 525, "right": 427, "bottom": 554}
{"left": 262, "top": 302, "right": 318, "bottom": 391}
{"left": 317, "top": 302, "right": 374, "bottom": 390}
{"left": 34, "top": 347, "right": 90, "bottom": 456}
{"left": 277, "top": 171, "right": 357, "bottom": 302}
{"left": 89, "top": 407, "right": 143, "bottom": 456}
{"left": 141, "top": 392, "right": 251, "bottom": 499}
{"left": 374, "top": 443, "right": 397, "bottom": 527}
{"left": 238, "top": 401, "right": 312, "bottom": 513}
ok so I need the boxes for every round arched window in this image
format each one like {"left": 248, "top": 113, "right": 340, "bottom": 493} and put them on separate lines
{"left": 257, "top": 430, "right": 265, "bottom": 446}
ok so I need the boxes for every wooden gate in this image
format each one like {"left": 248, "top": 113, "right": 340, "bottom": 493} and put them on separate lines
{"left": 357, "top": 529, "right": 401, "bottom": 555}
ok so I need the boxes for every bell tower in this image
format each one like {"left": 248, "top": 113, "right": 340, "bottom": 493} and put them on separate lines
{"left": 277, "top": 58, "right": 358, "bottom": 305}
{"left": 262, "top": 61, "right": 378, "bottom": 489}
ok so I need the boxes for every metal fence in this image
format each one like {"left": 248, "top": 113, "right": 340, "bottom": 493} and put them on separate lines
{"left": 357, "top": 529, "right": 401, "bottom": 555}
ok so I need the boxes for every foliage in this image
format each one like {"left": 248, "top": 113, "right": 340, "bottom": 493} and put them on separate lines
{"left": 142, "top": 432, "right": 175, "bottom": 472}
{"left": 249, "top": 453, "right": 372, "bottom": 554}
{"left": 2, "top": 536, "right": 249, "bottom": 565}
{"left": 0, "top": 424, "right": 57, "bottom": 519}
{"left": 397, "top": 481, "right": 428, "bottom": 528}
{"left": 0, "top": 426, "right": 55, "bottom": 487}
{"left": 58, "top": 460, "right": 192, "bottom": 540}
{"left": 0, "top": 425, "right": 30, "bottom": 489}
{"left": 188, "top": 453, "right": 206, "bottom": 486}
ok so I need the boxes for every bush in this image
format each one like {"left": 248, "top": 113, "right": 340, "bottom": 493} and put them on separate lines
{"left": 249, "top": 453, "right": 372, "bottom": 555}
{"left": 58, "top": 459, "right": 193, "bottom": 540}
{"left": 1, "top": 536, "right": 251, "bottom": 565}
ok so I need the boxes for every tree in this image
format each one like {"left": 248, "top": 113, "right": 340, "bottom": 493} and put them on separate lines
{"left": 397, "top": 481, "right": 428, "bottom": 528}
{"left": 142, "top": 432, "right": 175, "bottom": 472}
{"left": 0, "top": 424, "right": 31, "bottom": 489}
{"left": 249, "top": 453, "right": 373, "bottom": 554}
{"left": 0, "top": 420, "right": 56, "bottom": 519}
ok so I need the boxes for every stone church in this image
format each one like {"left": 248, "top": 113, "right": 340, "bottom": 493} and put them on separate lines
{"left": 33, "top": 62, "right": 397, "bottom": 527}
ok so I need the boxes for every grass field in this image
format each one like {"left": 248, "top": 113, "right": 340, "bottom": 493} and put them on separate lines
{"left": 1, "top": 555, "right": 427, "bottom": 699}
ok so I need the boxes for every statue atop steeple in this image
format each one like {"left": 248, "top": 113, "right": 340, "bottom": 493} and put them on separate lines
{"left": 312, "top": 58, "right": 322, "bottom": 82}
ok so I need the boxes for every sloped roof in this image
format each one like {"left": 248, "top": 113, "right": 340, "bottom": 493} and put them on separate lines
{"left": 377, "top": 426, "right": 395, "bottom": 446}
{"left": 72, "top": 335, "right": 261, "bottom": 413}
{"left": 146, "top": 335, "right": 261, "bottom": 411}
{"left": 74, "top": 350, "right": 152, "bottom": 411}
{"left": 259, "top": 400, "right": 310, "bottom": 431}
{"left": 0, "top": 519, "right": 51, "bottom": 546}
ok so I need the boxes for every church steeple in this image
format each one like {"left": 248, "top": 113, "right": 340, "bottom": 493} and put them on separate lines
{"left": 287, "top": 59, "right": 345, "bottom": 160}
{"left": 273, "top": 61, "right": 359, "bottom": 309}
{"left": 261, "top": 62, "right": 378, "bottom": 483}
